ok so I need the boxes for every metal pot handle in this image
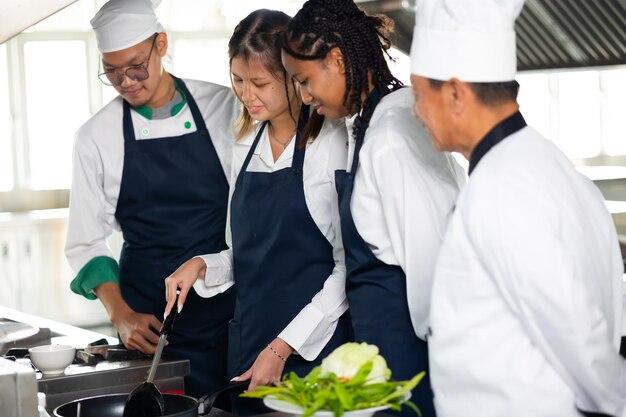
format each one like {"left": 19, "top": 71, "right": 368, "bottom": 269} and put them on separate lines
{"left": 197, "top": 380, "right": 249, "bottom": 415}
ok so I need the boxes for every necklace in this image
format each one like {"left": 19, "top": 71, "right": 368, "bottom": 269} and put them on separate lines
{"left": 270, "top": 136, "right": 292, "bottom": 149}
{"left": 268, "top": 125, "right": 296, "bottom": 150}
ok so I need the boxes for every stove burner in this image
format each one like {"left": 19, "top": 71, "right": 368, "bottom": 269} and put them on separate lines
{"left": 4, "top": 347, "right": 29, "bottom": 358}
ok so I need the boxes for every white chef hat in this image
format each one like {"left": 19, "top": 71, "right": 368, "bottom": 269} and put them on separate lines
{"left": 410, "top": 0, "right": 525, "bottom": 82}
{"left": 91, "top": 0, "right": 165, "bottom": 53}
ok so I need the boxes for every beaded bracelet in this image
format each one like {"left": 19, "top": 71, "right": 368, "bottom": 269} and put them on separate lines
{"left": 267, "top": 344, "right": 287, "bottom": 363}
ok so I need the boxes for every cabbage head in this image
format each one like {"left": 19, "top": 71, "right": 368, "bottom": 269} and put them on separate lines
{"left": 320, "top": 342, "right": 391, "bottom": 384}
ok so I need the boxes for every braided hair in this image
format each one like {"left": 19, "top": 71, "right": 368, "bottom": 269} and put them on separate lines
{"left": 281, "top": 0, "right": 402, "bottom": 140}
{"left": 228, "top": 9, "right": 299, "bottom": 140}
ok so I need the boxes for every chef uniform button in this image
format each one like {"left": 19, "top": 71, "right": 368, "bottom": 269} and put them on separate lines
{"left": 141, "top": 127, "right": 150, "bottom": 136}
{"left": 184, "top": 121, "right": 192, "bottom": 129}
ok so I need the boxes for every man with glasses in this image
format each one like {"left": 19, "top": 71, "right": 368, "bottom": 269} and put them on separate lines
{"left": 65, "top": 0, "right": 238, "bottom": 399}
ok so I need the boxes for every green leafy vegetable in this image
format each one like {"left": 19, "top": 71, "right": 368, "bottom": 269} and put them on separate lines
{"left": 241, "top": 362, "right": 424, "bottom": 417}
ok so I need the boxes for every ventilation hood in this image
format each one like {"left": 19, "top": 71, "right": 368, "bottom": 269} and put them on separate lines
{"left": 357, "top": 0, "right": 626, "bottom": 71}
{"left": 0, "top": 0, "right": 79, "bottom": 44}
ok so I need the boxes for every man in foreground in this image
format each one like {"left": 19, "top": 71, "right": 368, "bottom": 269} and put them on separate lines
{"left": 409, "top": 0, "right": 626, "bottom": 415}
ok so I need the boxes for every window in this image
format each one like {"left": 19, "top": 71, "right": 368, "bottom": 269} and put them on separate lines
{"left": 387, "top": 47, "right": 412, "bottom": 85}
{"left": 0, "top": 44, "right": 12, "bottom": 191}
{"left": 517, "top": 68, "right": 626, "bottom": 160}
{"left": 23, "top": 40, "right": 90, "bottom": 190}
{"left": 171, "top": 38, "right": 230, "bottom": 86}
{"left": 604, "top": 69, "right": 626, "bottom": 155}
{"left": 556, "top": 71, "right": 602, "bottom": 158}
{"left": 517, "top": 72, "right": 551, "bottom": 140}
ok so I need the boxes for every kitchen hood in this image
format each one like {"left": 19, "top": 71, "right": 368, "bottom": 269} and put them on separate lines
{"left": 357, "top": 0, "right": 626, "bottom": 71}
{"left": 0, "top": 0, "right": 78, "bottom": 44}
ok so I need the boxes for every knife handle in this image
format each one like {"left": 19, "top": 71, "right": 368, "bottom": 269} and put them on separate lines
{"left": 160, "top": 291, "right": 180, "bottom": 336}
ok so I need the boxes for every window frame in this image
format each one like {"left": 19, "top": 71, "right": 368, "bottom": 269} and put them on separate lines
{"left": 0, "top": 31, "right": 100, "bottom": 211}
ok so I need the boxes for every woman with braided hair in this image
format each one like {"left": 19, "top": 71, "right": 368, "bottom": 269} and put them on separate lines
{"left": 281, "top": 1, "right": 465, "bottom": 416}
{"left": 164, "top": 9, "right": 353, "bottom": 415}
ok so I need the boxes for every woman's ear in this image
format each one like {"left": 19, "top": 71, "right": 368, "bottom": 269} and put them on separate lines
{"left": 326, "top": 47, "right": 345, "bottom": 75}
{"left": 289, "top": 77, "right": 302, "bottom": 101}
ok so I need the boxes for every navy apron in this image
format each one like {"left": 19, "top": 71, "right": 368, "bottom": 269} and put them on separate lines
{"left": 115, "top": 77, "right": 236, "bottom": 399}
{"left": 229, "top": 110, "right": 352, "bottom": 415}
{"left": 335, "top": 89, "right": 436, "bottom": 417}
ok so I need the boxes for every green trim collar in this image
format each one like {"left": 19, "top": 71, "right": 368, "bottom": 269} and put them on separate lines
{"left": 133, "top": 78, "right": 187, "bottom": 120}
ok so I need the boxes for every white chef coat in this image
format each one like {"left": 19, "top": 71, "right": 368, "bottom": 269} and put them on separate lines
{"left": 347, "top": 87, "right": 466, "bottom": 340}
{"left": 429, "top": 126, "right": 626, "bottom": 417}
{"left": 65, "top": 79, "right": 239, "bottom": 275}
{"left": 193, "top": 117, "right": 350, "bottom": 361}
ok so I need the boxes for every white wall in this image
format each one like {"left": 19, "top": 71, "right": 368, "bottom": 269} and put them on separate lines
{"left": 0, "top": 209, "right": 115, "bottom": 327}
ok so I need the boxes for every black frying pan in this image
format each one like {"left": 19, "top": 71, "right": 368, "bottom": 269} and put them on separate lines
{"left": 53, "top": 381, "right": 248, "bottom": 417}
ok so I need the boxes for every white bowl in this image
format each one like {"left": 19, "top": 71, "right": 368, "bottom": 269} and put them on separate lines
{"left": 28, "top": 344, "right": 76, "bottom": 375}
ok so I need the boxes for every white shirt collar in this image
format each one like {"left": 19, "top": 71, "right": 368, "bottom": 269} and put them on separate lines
{"left": 256, "top": 125, "right": 296, "bottom": 168}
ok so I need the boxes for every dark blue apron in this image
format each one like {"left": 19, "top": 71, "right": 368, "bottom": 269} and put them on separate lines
{"left": 229, "top": 110, "right": 352, "bottom": 415}
{"left": 335, "top": 89, "right": 436, "bottom": 417}
{"left": 115, "top": 77, "right": 236, "bottom": 399}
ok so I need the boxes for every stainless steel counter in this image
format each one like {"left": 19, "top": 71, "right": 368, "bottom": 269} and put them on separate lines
{"left": 39, "top": 356, "right": 189, "bottom": 411}
{"left": 0, "top": 305, "right": 118, "bottom": 353}
{"left": 0, "top": 306, "right": 189, "bottom": 414}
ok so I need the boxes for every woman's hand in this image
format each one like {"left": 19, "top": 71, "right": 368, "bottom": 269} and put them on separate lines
{"left": 164, "top": 257, "right": 207, "bottom": 316}
{"left": 235, "top": 338, "right": 294, "bottom": 392}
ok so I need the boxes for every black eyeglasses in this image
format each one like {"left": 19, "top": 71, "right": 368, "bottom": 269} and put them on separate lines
{"left": 98, "top": 36, "right": 157, "bottom": 86}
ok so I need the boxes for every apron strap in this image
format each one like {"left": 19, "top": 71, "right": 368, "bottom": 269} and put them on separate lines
{"left": 291, "top": 104, "right": 310, "bottom": 173}
{"left": 172, "top": 76, "right": 210, "bottom": 134}
{"left": 236, "top": 104, "right": 311, "bottom": 185}
{"left": 349, "top": 87, "right": 384, "bottom": 176}
{"left": 122, "top": 100, "right": 134, "bottom": 150}
{"left": 236, "top": 121, "right": 268, "bottom": 188}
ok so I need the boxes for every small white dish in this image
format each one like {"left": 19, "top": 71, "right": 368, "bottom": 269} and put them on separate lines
{"left": 263, "top": 392, "right": 410, "bottom": 417}
{"left": 28, "top": 344, "right": 76, "bottom": 375}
